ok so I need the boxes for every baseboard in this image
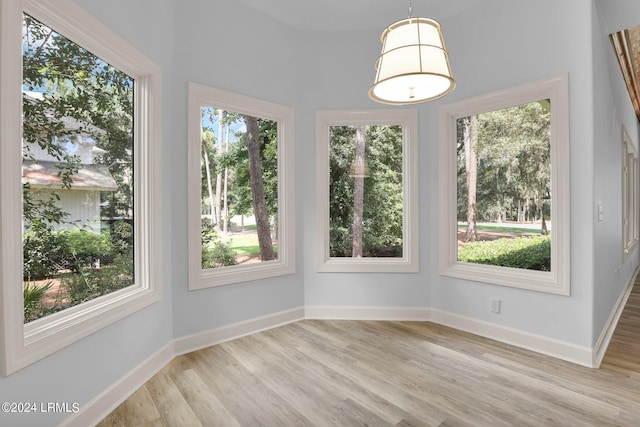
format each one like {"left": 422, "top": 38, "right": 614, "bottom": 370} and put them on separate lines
{"left": 173, "top": 306, "right": 305, "bottom": 356}
{"left": 430, "top": 308, "right": 594, "bottom": 367}
{"left": 305, "top": 305, "right": 431, "bottom": 321}
{"left": 58, "top": 341, "right": 175, "bottom": 427}
{"left": 62, "top": 302, "right": 606, "bottom": 425}
{"left": 592, "top": 264, "right": 640, "bottom": 368}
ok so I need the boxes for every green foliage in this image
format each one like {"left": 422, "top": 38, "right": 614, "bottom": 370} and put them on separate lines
{"left": 109, "top": 220, "right": 133, "bottom": 255}
{"left": 457, "top": 101, "right": 551, "bottom": 224}
{"left": 458, "top": 235, "right": 551, "bottom": 271}
{"left": 329, "top": 125, "right": 404, "bottom": 257}
{"left": 23, "top": 281, "right": 53, "bottom": 322}
{"left": 201, "top": 222, "right": 238, "bottom": 268}
{"left": 23, "top": 221, "right": 67, "bottom": 280}
{"left": 202, "top": 240, "right": 238, "bottom": 269}
{"left": 59, "top": 229, "right": 113, "bottom": 272}
{"left": 61, "top": 254, "right": 133, "bottom": 305}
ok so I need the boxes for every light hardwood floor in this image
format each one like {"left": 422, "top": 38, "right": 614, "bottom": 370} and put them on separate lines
{"left": 98, "top": 282, "right": 640, "bottom": 426}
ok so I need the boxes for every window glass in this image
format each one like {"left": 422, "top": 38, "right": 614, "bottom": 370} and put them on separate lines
{"left": 22, "top": 14, "right": 135, "bottom": 323}
{"left": 329, "top": 125, "right": 404, "bottom": 258}
{"left": 315, "top": 109, "right": 418, "bottom": 273}
{"left": 438, "top": 75, "right": 569, "bottom": 295}
{"left": 188, "top": 83, "right": 295, "bottom": 290}
{"left": 199, "top": 107, "right": 279, "bottom": 268}
{"left": 456, "top": 101, "right": 551, "bottom": 272}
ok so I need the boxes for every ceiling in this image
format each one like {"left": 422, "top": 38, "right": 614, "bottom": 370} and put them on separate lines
{"left": 237, "top": 0, "right": 482, "bottom": 32}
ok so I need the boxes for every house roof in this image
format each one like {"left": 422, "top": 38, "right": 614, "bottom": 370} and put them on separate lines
{"left": 23, "top": 159, "right": 118, "bottom": 191}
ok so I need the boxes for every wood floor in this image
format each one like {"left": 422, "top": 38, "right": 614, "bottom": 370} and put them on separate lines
{"left": 98, "top": 284, "right": 640, "bottom": 426}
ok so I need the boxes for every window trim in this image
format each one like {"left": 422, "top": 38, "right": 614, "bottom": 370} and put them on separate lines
{"left": 315, "top": 109, "right": 419, "bottom": 273}
{"left": 1, "top": 0, "right": 162, "bottom": 375}
{"left": 187, "top": 83, "right": 296, "bottom": 290}
{"left": 622, "top": 125, "right": 639, "bottom": 259}
{"left": 438, "top": 75, "right": 570, "bottom": 295}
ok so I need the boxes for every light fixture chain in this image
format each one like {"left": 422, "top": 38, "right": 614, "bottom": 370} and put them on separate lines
{"left": 408, "top": 0, "right": 413, "bottom": 18}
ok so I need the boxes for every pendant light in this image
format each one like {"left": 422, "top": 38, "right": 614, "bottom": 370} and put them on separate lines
{"left": 369, "top": 0, "right": 455, "bottom": 105}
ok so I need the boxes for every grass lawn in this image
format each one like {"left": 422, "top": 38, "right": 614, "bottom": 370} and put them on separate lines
{"left": 223, "top": 233, "right": 277, "bottom": 256}
{"left": 457, "top": 221, "right": 547, "bottom": 235}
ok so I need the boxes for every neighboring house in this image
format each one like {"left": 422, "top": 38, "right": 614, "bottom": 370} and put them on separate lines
{"left": 22, "top": 92, "right": 117, "bottom": 233}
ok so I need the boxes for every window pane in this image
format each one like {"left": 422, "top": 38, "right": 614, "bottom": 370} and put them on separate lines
{"left": 199, "top": 107, "right": 279, "bottom": 268}
{"left": 456, "top": 100, "right": 551, "bottom": 271}
{"left": 22, "top": 14, "right": 134, "bottom": 322}
{"left": 329, "top": 125, "right": 404, "bottom": 258}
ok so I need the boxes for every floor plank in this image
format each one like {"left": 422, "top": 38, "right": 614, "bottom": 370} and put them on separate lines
{"left": 97, "top": 280, "right": 640, "bottom": 426}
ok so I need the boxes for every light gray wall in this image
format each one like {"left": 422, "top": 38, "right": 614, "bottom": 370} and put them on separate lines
{"left": 592, "top": 0, "right": 640, "bottom": 345}
{"left": 302, "top": 0, "right": 598, "bottom": 347}
{"left": 170, "top": 0, "right": 306, "bottom": 338}
{"left": 0, "top": 0, "right": 175, "bottom": 426}
{"left": 3, "top": 0, "right": 639, "bottom": 425}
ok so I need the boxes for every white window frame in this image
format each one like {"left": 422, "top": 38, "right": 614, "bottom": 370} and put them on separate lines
{"left": 187, "top": 83, "right": 295, "bottom": 290}
{"left": 0, "top": 0, "right": 162, "bottom": 375}
{"left": 315, "top": 110, "right": 419, "bottom": 273}
{"left": 622, "top": 125, "right": 639, "bottom": 259}
{"left": 438, "top": 75, "right": 570, "bottom": 295}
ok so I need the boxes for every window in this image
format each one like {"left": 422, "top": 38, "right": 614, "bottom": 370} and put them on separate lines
{"left": 1, "top": 0, "right": 162, "bottom": 374}
{"left": 439, "top": 75, "right": 570, "bottom": 295}
{"left": 316, "top": 110, "right": 419, "bottom": 273}
{"left": 622, "top": 126, "right": 639, "bottom": 259}
{"left": 187, "top": 83, "right": 295, "bottom": 289}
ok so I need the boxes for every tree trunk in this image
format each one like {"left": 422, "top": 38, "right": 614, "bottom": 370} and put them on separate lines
{"left": 223, "top": 124, "right": 230, "bottom": 234}
{"left": 464, "top": 115, "right": 478, "bottom": 242}
{"left": 245, "top": 115, "right": 275, "bottom": 261}
{"left": 352, "top": 125, "right": 366, "bottom": 257}
{"left": 202, "top": 143, "right": 215, "bottom": 226}
{"left": 214, "top": 110, "right": 223, "bottom": 232}
{"left": 540, "top": 204, "right": 548, "bottom": 235}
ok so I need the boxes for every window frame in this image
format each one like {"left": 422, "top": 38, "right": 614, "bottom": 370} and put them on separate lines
{"left": 187, "top": 83, "right": 295, "bottom": 290}
{"left": 315, "top": 109, "right": 419, "bottom": 273}
{"left": 438, "top": 75, "right": 570, "bottom": 295}
{"left": 0, "top": 0, "right": 162, "bottom": 375}
{"left": 622, "top": 125, "right": 639, "bottom": 259}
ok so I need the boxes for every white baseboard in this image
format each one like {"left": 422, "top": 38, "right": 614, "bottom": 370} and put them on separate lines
{"left": 64, "top": 302, "right": 612, "bottom": 426}
{"left": 305, "top": 305, "right": 430, "bottom": 321}
{"left": 430, "top": 308, "right": 594, "bottom": 367}
{"left": 592, "top": 264, "right": 639, "bottom": 368}
{"left": 173, "top": 306, "right": 305, "bottom": 356}
{"left": 59, "top": 341, "right": 175, "bottom": 427}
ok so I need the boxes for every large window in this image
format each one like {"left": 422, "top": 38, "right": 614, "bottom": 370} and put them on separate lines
{"left": 1, "top": 0, "right": 162, "bottom": 374}
{"left": 439, "top": 75, "right": 570, "bottom": 294}
{"left": 187, "top": 83, "right": 295, "bottom": 289}
{"left": 622, "top": 126, "right": 639, "bottom": 259}
{"left": 316, "top": 110, "right": 419, "bottom": 273}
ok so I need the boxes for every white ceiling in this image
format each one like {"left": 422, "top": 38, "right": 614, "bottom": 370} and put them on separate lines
{"left": 237, "top": 0, "right": 483, "bottom": 32}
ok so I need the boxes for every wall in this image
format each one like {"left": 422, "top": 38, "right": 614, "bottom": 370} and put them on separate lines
{"left": 302, "top": 0, "right": 598, "bottom": 348}
{"left": 170, "top": 0, "right": 305, "bottom": 339}
{"left": 0, "top": 0, "right": 175, "bottom": 425}
{"left": 592, "top": 0, "right": 640, "bottom": 345}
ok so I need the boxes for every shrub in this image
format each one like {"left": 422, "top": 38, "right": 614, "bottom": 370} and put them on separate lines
{"left": 23, "top": 227, "right": 67, "bottom": 280}
{"left": 202, "top": 239, "right": 238, "bottom": 268}
{"left": 59, "top": 228, "right": 113, "bottom": 272}
{"left": 110, "top": 220, "right": 133, "bottom": 255}
{"left": 62, "top": 254, "right": 133, "bottom": 305}
{"left": 23, "top": 281, "right": 53, "bottom": 322}
{"left": 458, "top": 235, "right": 551, "bottom": 271}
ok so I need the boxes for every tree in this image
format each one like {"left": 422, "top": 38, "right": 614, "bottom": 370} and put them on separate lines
{"left": 22, "top": 13, "right": 134, "bottom": 224}
{"left": 328, "top": 125, "right": 403, "bottom": 257}
{"left": 464, "top": 115, "right": 478, "bottom": 242}
{"left": 351, "top": 126, "right": 366, "bottom": 257}
{"left": 244, "top": 115, "right": 275, "bottom": 261}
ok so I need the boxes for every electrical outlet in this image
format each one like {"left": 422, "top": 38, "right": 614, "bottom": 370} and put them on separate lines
{"left": 490, "top": 298, "right": 501, "bottom": 314}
